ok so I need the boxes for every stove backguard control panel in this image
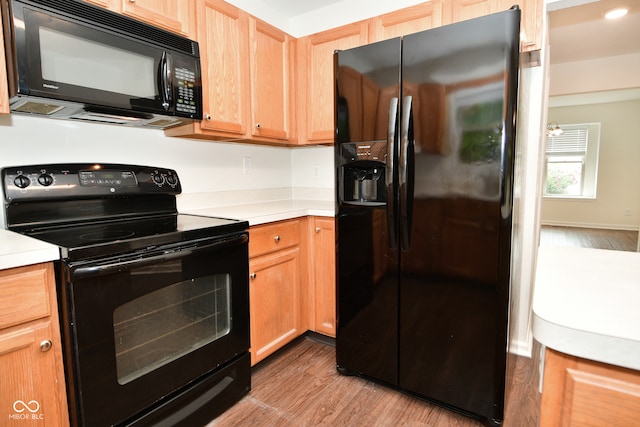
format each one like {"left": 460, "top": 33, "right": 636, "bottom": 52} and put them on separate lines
{"left": 2, "top": 163, "right": 182, "bottom": 202}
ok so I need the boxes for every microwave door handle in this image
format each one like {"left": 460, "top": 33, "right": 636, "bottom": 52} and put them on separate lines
{"left": 160, "top": 51, "right": 172, "bottom": 111}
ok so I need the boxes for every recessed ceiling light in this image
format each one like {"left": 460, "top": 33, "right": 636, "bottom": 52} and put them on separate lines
{"left": 604, "top": 7, "right": 629, "bottom": 20}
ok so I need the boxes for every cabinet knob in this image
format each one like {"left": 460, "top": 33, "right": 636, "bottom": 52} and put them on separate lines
{"left": 40, "top": 340, "right": 52, "bottom": 352}
{"left": 256, "top": 123, "right": 261, "bottom": 129}
{"left": 205, "top": 114, "right": 211, "bottom": 121}
{"left": 250, "top": 273, "right": 257, "bottom": 280}
{"left": 274, "top": 235, "right": 280, "bottom": 242}
{"left": 315, "top": 227, "right": 321, "bottom": 233}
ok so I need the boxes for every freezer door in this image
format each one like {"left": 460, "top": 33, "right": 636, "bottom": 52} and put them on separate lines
{"left": 334, "top": 38, "right": 401, "bottom": 386}
{"left": 398, "top": 8, "right": 520, "bottom": 424}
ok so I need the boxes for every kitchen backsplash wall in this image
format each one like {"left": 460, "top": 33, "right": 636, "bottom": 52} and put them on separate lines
{"left": 0, "top": 115, "right": 334, "bottom": 224}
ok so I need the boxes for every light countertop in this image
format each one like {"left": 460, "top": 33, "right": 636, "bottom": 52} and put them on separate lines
{"left": 0, "top": 229, "right": 60, "bottom": 270}
{"left": 183, "top": 199, "right": 335, "bottom": 226}
{"left": 1, "top": 197, "right": 335, "bottom": 270}
{"left": 533, "top": 246, "right": 640, "bottom": 371}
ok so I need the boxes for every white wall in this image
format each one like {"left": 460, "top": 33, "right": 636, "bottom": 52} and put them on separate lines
{"left": 0, "top": 115, "right": 292, "bottom": 193}
{"left": 0, "top": 114, "right": 336, "bottom": 225}
{"left": 550, "top": 53, "right": 640, "bottom": 96}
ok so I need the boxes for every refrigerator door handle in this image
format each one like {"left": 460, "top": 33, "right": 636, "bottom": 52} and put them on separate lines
{"left": 387, "top": 96, "right": 399, "bottom": 250}
{"left": 399, "top": 95, "right": 414, "bottom": 251}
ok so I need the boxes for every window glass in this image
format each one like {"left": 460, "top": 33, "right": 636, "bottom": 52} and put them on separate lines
{"left": 113, "top": 273, "right": 231, "bottom": 385}
{"left": 39, "top": 27, "right": 156, "bottom": 98}
{"left": 544, "top": 123, "right": 600, "bottom": 198}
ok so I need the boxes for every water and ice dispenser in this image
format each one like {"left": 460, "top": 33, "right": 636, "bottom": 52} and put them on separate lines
{"left": 339, "top": 142, "right": 387, "bottom": 205}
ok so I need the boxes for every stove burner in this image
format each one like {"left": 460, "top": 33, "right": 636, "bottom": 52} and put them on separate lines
{"left": 79, "top": 230, "right": 136, "bottom": 243}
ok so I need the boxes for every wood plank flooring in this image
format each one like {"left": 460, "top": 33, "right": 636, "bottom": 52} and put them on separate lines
{"left": 539, "top": 226, "right": 638, "bottom": 252}
{"left": 207, "top": 336, "right": 541, "bottom": 426}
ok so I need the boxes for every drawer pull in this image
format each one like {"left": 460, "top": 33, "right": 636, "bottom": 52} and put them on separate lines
{"left": 40, "top": 340, "right": 52, "bottom": 352}
{"left": 250, "top": 273, "right": 257, "bottom": 280}
{"left": 315, "top": 227, "right": 321, "bottom": 233}
{"left": 274, "top": 235, "right": 280, "bottom": 242}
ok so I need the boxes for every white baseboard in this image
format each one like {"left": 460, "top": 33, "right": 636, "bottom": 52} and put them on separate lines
{"left": 509, "top": 338, "right": 533, "bottom": 358}
{"left": 541, "top": 221, "right": 639, "bottom": 231}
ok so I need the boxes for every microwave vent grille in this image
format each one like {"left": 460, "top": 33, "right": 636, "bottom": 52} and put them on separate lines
{"left": 19, "top": 0, "right": 198, "bottom": 57}
{"left": 13, "top": 101, "right": 64, "bottom": 115}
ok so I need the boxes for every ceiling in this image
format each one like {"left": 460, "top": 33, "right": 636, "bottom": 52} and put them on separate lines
{"left": 258, "top": 0, "right": 342, "bottom": 17}
{"left": 548, "top": 0, "right": 640, "bottom": 64}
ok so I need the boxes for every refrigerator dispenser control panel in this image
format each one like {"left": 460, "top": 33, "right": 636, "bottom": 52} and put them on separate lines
{"left": 341, "top": 141, "right": 387, "bottom": 163}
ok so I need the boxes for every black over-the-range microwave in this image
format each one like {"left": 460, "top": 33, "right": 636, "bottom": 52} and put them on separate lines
{"left": 1, "top": 0, "right": 203, "bottom": 129}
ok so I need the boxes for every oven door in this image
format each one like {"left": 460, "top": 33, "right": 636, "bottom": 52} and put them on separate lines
{"left": 58, "top": 232, "right": 250, "bottom": 427}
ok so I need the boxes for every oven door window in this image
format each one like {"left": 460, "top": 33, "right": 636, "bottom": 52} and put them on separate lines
{"left": 113, "top": 273, "right": 231, "bottom": 385}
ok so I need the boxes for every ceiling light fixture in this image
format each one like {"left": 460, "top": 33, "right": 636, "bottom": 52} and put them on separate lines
{"left": 546, "top": 121, "right": 564, "bottom": 137}
{"left": 604, "top": 7, "right": 629, "bottom": 20}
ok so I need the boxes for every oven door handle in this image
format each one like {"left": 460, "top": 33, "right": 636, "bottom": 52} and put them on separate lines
{"left": 72, "top": 233, "right": 248, "bottom": 279}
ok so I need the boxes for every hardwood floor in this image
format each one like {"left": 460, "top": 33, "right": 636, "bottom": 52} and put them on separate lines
{"left": 208, "top": 336, "right": 541, "bottom": 426}
{"left": 539, "top": 226, "right": 638, "bottom": 252}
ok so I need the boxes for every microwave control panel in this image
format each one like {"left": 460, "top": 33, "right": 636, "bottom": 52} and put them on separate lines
{"left": 175, "top": 67, "right": 198, "bottom": 115}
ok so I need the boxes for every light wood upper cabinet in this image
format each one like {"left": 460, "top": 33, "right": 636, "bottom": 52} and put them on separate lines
{"left": 82, "top": 0, "right": 112, "bottom": 9}
{"left": 443, "top": 0, "right": 541, "bottom": 52}
{"left": 368, "top": 2, "right": 444, "bottom": 42}
{"left": 0, "top": 263, "right": 69, "bottom": 426}
{"left": 83, "top": 0, "right": 195, "bottom": 38}
{"left": 119, "top": 0, "right": 195, "bottom": 38}
{"left": 249, "top": 19, "right": 296, "bottom": 142}
{"left": 166, "top": 0, "right": 296, "bottom": 144}
{"left": 197, "top": 0, "right": 250, "bottom": 137}
{"left": 297, "top": 21, "right": 368, "bottom": 145}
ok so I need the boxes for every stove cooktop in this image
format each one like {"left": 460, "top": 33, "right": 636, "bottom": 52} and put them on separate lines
{"left": 21, "top": 213, "right": 248, "bottom": 261}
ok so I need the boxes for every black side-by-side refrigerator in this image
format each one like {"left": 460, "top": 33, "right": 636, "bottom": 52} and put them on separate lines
{"left": 334, "top": 8, "right": 520, "bottom": 426}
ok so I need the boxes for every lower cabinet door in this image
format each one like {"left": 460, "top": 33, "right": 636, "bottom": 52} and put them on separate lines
{"left": 0, "top": 320, "right": 69, "bottom": 426}
{"left": 249, "top": 247, "right": 302, "bottom": 365}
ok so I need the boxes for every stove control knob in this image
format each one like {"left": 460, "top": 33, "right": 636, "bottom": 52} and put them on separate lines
{"left": 38, "top": 173, "right": 54, "bottom": 186}
{"left": 152, "top": 173, "right": 165, "bottom": 186}
{"left": 166, "top": 174, "right": 177, "bottom": 186}
{"left": 14, "top": 175, "right": 30, "bottom": 189}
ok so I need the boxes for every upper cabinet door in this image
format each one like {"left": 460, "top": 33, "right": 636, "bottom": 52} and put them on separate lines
{"left": 498, "top": 0, "right": 541, "bottom": 52}
{"left": 368, "top": 2, "right": 444, "bottom": 42}
{"left": 299, "top": 21, "right": 368, "bottom": 144}
{"left": 443, "top": 0, "right": 541, "bottom": 52}
{"left": 197, "top": 0, "right": 251, "bottom": 137}
{"left": 250, "top": 19, "right": 295, "bottom": 142}
{"left": 83, "top": 0, "right": 111, "bottom": 9}
{"left": 120, "top": 0, "right": 195, "bottom": 38}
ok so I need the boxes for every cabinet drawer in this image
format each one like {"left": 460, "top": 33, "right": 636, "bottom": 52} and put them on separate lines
{"left": 0, "top": 263, "right": 52, "bottom": 330}
{"left": 249, "top": 220, "right": 300, "bottom": 258}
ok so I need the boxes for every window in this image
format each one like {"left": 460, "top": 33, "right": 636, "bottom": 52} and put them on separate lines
{"left": 544, "top": 123, "right": 600, "bottom": 198}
